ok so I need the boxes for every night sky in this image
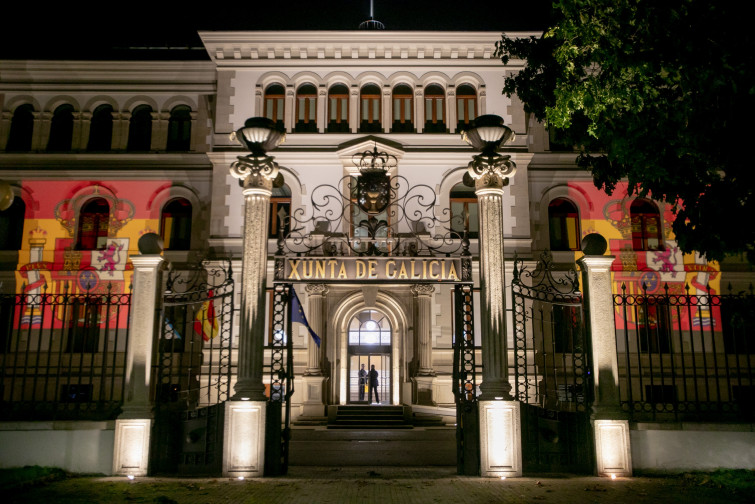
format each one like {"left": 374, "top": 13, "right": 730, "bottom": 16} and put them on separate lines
{"left": 0, "top": 0, "right": 553, "bottom": 60}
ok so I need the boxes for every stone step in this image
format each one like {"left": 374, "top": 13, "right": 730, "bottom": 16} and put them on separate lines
{"left": 288, "top": 427, "right": 457, "bottom": 466}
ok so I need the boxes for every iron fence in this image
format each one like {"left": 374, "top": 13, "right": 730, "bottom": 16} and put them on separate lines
{"left": 0, "top": 281, "right": 131, "bottom": 420}
{"left": 614, "top": 283, "right": 754, "bottom": 421}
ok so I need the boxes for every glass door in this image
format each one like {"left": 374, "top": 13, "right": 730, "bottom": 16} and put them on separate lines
{"left": 347, "top": 309, "right": 391, "bottom": 404}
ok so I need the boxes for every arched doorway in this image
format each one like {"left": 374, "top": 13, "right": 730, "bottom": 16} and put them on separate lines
{"left": 347, "top": 309, "right": 391, "bottom": 404}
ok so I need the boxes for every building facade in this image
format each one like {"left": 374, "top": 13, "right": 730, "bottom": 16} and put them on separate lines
{"left": 0, "top": 30, "right": 753, "bottom": 476}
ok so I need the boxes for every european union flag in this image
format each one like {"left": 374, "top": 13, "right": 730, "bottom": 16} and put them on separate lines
{"left": 291, "top": 286, "right": 321, "bottom": 347}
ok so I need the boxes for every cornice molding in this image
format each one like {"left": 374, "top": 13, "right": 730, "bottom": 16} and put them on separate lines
{"left": 199, "top": 30, "right": 540, "bottom": 66}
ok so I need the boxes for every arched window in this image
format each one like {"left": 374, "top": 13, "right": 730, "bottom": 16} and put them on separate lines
{"left": 295, "top": 84, "right": 317, "bottom": 133}
{"left": 127, "top": 105, "right": 152, "bottom": 151}
{"left": 77, "top": 198, "right": 110, "bottom": 250}
{"left": 47, "top": 104, "right": 74, "bottom": 151}
{"left": 0, "top": 197, "right": 25, "bottom": 250}
{"left": 450, "top": 181, "right": 478, "bottom": 238}
{"left": 456, "top": 84, "right": 477, "bottom": 131}
{"left": 424, "top": 84, "right": 446, "bottom": 133}
{"left": 327, "top": 84, "right": 349, "bottom": 133}
{"left": 630, "top": 199, "right": 663, "bottom": 251}
{"left": 360, "top": 84, "right": 382, "bottom": 133}
{"left": 87, "top": 104, "right": 113, "bottom": 152}
{"left": 6, "top": 104, "right": 34, "bottom": 152}
{"left": 548, "top": 198, "right": 581, "bottom": 251}
{"left": 348, "top": 309, "right": 391, "bottom": 404}
{"left": 160, "top": 198, "right": 192, "bottom": 250}
{"left": 264, "top": 84, "right": 285, "bottom": 130}
{"left": 166, "top": 105, "right": 192, "bottom": 151}
{"left": 391, "top": 84, "right": 413, "bottom": 132}
{"left": 269, "top": 184, "right": 291, "bottom": 238}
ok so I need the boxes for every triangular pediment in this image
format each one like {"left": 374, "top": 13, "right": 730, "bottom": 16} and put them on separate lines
{"left": 336, "top": 136, "right": 405, "bottom": 172}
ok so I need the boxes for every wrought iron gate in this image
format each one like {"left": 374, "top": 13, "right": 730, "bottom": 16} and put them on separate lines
{"left": 453, "top": 283, "right": 479, "bottom": 475}
{"left": 150, "top": 260, "right": 234, "bottom": 475}
{"left": 511, "top": 252, "right": 594, "bottom": 474}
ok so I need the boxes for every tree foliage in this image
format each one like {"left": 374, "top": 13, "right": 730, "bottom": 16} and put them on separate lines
{"left": 496, "top": 0, "right": 755, "bottom": 263}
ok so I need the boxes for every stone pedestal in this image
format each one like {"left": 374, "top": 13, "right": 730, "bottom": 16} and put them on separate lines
{"left": 223, "top": 401, "right": 267, "bottom": 478}
{"left": 413, "top": 375, "right": 436, "bottom": 406}
{"left": 479, "top": 400, "right": 522, "bottom": 477}
{"left": 300, "top": 375, "right": 327, "bottom": 417}
{"left": 594, "top": 419, "right": 632, "bottom": 477}
{"left": 112, "top": 419, "right": 152, "bottom": 476}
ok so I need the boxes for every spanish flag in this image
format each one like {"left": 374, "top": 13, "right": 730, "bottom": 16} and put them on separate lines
{"left": 194, "top": 290, "right": 219, "bottom": 341}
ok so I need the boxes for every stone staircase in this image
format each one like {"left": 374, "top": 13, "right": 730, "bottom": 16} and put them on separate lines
{"left": 288, "top": 426, "right": 457, "bottom": 466}
{"left": 328, "top": 405, "right": 410, "bottom": 429}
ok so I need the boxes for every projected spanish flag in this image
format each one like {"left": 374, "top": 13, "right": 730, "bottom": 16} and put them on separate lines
{"left": 194, "top": 290, "right": 219, "bottom": 341}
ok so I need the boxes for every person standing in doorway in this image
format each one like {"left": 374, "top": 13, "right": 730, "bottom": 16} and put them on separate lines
{"left": 358, "top": 363, "right": 367, "bottom": 401}
{"left": 368, "top": 364, "right": 380, "bottom": 404}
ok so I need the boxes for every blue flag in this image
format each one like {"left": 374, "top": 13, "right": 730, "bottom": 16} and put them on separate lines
{"left": 290, "top": 286, "right": 321, "bottom": 347}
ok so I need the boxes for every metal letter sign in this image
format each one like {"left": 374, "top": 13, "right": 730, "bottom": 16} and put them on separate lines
{"left": 278, "top": 256, "right": 469, "bottom": 283}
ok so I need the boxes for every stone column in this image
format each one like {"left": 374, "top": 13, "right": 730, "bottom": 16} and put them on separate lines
{"left": 304, "top": 284, "right": 328, "bottom": 375}
{"left": 301, "top": 284, "right": 328, "bottom": 417}
{"left": 32, "top": 111, "right": 49, "bottom": 151}
{"left": 284, "top": 87, "right": 295, "bottom": 132}
{"left": 415, "top": 88, "right": 425, "bottom": 133}
{"left": 78, "top": 111, "right": 92, "bottom": 151}
{"left": 113, "top": 111, "right": 130, "bottom": 150}
{"left": 317, "top": 87, "right": 327, "bottom": 133}
{"left": 231, "top": 171, "right": 273, "bottom": 401}
{"left": 152, "top": 111, "right": 168, "bottom": 151}
{"left": 475, "top": 172, "right": 512, "bottom": 401}
{"left": 223, "top": 153, "right": 278, "bottom": 478}
{"left": 578, "top": 253, "right": 632, "bottom": 477}
{"left": 411, "top": 284, "right": 435, "bottom": 376}
{"left": 411, "top": 284, "right": 436, "bottom": 405}
{"left": 446, "top": 89, "right": 456, "bottom": 133}
{"left": 0, "top": 111, "right": 12, "bottom": 150}
{"left": 349, "top": 87, "right": 359, "bottom": 133}
{"left": 112, "top": 253, "right": 163, "bottom": 476}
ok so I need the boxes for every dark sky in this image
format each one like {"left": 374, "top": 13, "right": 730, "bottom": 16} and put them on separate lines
{"left": 0, "top": 0, "right": 553, "bottom": 59}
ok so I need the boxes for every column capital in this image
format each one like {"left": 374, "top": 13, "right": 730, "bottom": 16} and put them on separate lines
{"left": 304, "top": 283, "right": 329, "bottom": 296}
{"left": 411, "top": 284, "right": 435, "bottom": 297}
{"left": 230, "top": 154, "right": 279, "bottom": 188}
{"left": 577, "top": 255, "right": 616, "bottom": 272}
{"left": 129, "top": 254, "right": 164, "bottom": 269}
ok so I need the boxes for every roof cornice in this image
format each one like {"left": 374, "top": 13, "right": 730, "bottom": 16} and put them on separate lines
{"left": 0, "top": 60, "right": 217, "bottom": 92}
{"left": 198, "top": 30, "right": 540, "bottom": 67}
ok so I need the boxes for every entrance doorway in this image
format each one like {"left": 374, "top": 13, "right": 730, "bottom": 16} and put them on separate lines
{"left": 347, "top": 309, "right": 391, "bottom": 404}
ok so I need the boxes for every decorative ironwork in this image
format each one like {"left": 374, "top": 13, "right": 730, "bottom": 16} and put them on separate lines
{"left": 276, "top": 175, "right": 471, "bottom": 258}
{"left": 453, "top": 283, "right": 479, "bottom": 476}
{"left": 266, "top": 283, "right": 294, "bottom": 476}
{"left": 511, "top": 251, "right": 589, "bottom": 412}
{"left": 614, "top": 282, "right": 755, "bottom": 422}
{"left": 0, "top": 281, "right": 131, "bottom": 421}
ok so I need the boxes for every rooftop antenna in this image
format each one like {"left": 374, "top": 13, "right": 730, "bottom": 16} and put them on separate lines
{"left": 359, "top": 0, "right": 385, "bottom": 30}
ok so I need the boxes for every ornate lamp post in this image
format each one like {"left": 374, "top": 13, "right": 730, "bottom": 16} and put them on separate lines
{"left": 229, "top": 117, "right": 285, "bottom": 401}
{"left": 461, "top": 114, "right": 516, "bottom": 401}
{"left": 461, "top": 114, "right": 522, "bottom": 477}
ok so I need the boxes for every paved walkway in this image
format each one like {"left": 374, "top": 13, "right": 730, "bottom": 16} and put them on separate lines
{"left": 8, "top": 466, "right": 753, "bottom": 504}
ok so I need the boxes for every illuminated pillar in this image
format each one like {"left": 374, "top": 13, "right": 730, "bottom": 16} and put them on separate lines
{"left": 231, "top": 169, "right": 273, "bottom": 401}
{"left": 113, "top": 252, "right": 163, "bottom": 476}
{"left": 578, "top": 250, "right": 632, "bottom": 477}
{"left": 301, "top": 284, "right": 328, "bottom": 417}
{"left": 462, "top": 114, "right": 520, "bottom": 477}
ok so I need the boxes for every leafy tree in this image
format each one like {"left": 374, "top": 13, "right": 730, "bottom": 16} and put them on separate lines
{"left": 496, "top": 0, "right": 754, "bottom": 263}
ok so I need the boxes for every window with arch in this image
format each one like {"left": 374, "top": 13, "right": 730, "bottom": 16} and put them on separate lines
{"left": 87, "top": 104, "right": 113, "bottom": 152}
{"left": 327, "top": 84, "right": 349, "bottom": 133}
{"left": 47, "top": 104, "right": 74, "bottom": 152}
{"left": 630, "top": 199, "right": 663, "bottom": 251}
{"left": 349, "top": 309, "right": 391, "bottom": 347}
{"left": 295, "top": 84, "right": 317, "bottom": 133}
{"left": 456, "top": 84, "right": 477, "bottom": 131}
{"left": 0, "top": 196, "right": 25, "bottom": 250}
{"left": 424, "top": 84, "right": 446, "bottom": 133}
{"left": 6, "top": 104, "right": 34, "bottom": 152}
{"left": 167, "top": 105, "right": 192, "bottom": 151}
{"left": 77, "top": 197, "right": 110, "bottom": 250}
{"left": 127, "top": 105, "right": 152, "bottom": 151}
{"left": 360, "top": 84, "right": 382, "bottom": 133}
{"left": 160, "top": 198, "right": 192, "bottom": 250}
{"left": 269, "top": 184, "right": 291, "bottom": 239}
{"left": 450, "top": 181, "right": 478, "bottom": 238}
{"left": 548, "top": 198, "right": 581, "bottom": 251}
{"left": 391, "top": 84, "right": 413, "bottom": 132}
{"left": 264, "top": 84, "right": 285, "bottom": 130}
